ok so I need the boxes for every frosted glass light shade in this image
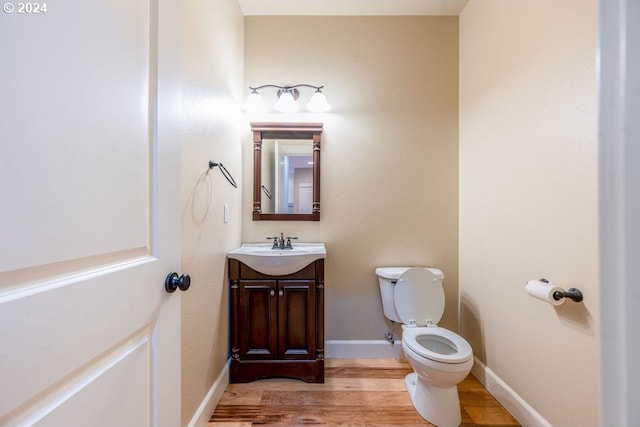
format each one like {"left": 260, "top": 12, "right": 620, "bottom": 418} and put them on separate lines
{"left": 242, "top": 92, "right": 268, "bottom": 113}
{"left": 274, "top": 91, "right": 300, "bottom": 113}
{"left": 306, "top": 91, "right": 331, "bottom": 112}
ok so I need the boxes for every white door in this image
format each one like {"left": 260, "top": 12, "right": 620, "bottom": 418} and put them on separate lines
{"left": 297, "top": 184, "right": 313, "bottom": 214}
{"left": 0, "top": 1, "right": 182, "bottom": 426}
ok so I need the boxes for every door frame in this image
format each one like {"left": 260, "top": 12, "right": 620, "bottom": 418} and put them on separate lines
{"left": 599, "top": 0, "right": 640, "bottom": 425}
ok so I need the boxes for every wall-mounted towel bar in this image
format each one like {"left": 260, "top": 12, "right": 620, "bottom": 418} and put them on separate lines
{"left": 209, "top": 161, "right": 237, "bottom": 188}
{"left": 261, "top": 185, "right": 272, "bottom": 199}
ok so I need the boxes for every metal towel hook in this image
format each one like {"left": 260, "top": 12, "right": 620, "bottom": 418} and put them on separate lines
{"left": 208, "top": 161, "right": 237, "bottom": 188}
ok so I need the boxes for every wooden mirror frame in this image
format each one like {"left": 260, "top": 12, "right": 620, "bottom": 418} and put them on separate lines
{"left": 251, "top": 122, "right": 322, "bottom": 221}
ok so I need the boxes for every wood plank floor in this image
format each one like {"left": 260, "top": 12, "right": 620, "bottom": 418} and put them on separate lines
{"left": 209, "top": 359, "right": 520, "bottom": 427}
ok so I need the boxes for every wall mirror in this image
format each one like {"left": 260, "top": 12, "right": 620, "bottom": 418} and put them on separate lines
{"left": 251, "top": 122, "right": 322, "bottom": 221}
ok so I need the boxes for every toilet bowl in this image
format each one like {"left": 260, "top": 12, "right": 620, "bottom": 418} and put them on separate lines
{"left": 376, "top": 267, "right": 473, "bottom": 427}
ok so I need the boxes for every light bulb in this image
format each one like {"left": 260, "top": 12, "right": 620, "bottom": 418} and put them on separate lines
{"left": 306, "top": 90, "right": 331, "bottom": 112}
{"left": 242, "top": 91, "right": 268, "bottom": 113}
{"left": 274, "top": 91, "right": 300, "bottom": 113}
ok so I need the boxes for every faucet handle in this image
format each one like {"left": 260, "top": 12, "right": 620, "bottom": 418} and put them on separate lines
{"left": 285, "top": 236, "right": 298, "bottom": 249}
{"left": 266, "top": 236, "right": 279, "bottom": 248}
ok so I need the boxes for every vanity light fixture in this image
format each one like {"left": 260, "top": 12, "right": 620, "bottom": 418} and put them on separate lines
{"left": 243, "top": 84, "right": 331, "bottom": 113}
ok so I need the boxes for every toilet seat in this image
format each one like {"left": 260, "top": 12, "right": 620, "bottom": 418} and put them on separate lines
{"left": 394, "top": 267, "right": 445, "bottom": 327}
{"left": 394, "top": 268, "right": 472, "bottom": 364}
{"left": 402, "top": 327, "right": 473, "bottom": 364}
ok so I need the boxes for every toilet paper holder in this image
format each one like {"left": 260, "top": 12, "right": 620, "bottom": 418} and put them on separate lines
{"left": 540, "top": 278, "right": 583, "bottom": 302}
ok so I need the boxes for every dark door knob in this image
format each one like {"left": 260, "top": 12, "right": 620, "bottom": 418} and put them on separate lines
{"left": 165, "top": 272, "right": 191, "bottom": 293}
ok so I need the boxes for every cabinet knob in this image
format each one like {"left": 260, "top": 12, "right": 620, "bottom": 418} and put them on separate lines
{"left": 279, "top": 289, "right": 284, "bottom": 297}
{"left": 270, "top": 289, "right": 275, "bottom": 297}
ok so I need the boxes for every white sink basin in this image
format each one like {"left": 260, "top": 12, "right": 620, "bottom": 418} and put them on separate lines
{"left": 228, "top": 243, "right": 326, "bottom": 275}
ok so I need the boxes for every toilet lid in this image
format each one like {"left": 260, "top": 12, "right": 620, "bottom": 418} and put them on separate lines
{"left": 394, "top": 268, "right": 445, "bottom": 327}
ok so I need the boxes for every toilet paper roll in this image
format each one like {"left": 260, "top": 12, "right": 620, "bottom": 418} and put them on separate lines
{"left": 525, "top": 280, "right": 565, "bottom": 306}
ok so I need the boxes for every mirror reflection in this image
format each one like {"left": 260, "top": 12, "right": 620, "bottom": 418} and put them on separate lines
{"left": 261, "top": 139, "right": 314, "bottom": 214}
{"left": 251, "top": 122, "right": 322, "bottom": 221}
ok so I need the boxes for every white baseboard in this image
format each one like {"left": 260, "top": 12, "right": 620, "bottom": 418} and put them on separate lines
{"left": 325, "top": 339, "right": 402, "bottom": 359}
{"left": 186, "top": 358, "right": 230, "bottom": 427}
{"left": 471, "top": 357, "right": 553, "bottom": 427}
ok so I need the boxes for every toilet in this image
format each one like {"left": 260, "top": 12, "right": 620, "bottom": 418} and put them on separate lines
{"left": 375, "top": 267, "right": 473, "bottom": 427}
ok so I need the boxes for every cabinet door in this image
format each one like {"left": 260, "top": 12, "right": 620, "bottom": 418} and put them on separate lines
{"left": 238, "top": 281, "right": 277, "bottom": 359}
{"left": 278, "top": 281, "right": 316, "bottom": 359}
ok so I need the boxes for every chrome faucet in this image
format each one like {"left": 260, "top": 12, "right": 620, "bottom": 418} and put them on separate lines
{"left": 267, "top": 233, "right": 298, "bottom": 249}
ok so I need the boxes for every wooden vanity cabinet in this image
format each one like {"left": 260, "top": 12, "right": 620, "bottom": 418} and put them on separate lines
{"left": 228, "top": 258, "right": 324, "bottom": 383}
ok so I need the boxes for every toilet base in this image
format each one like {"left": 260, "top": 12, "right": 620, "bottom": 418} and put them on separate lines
{"left": 405, "top": 372, "right": 462, "bottom": 427}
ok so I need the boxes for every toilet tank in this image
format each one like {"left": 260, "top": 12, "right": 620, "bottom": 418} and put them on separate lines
{"left": 375, "top": 267, "right": 410, "bottom": 323}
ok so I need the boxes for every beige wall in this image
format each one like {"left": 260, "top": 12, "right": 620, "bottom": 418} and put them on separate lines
{"left": 459, "top": 1, "right": 599, "bottom": 426}
{"left": 243, "top": 16, "right": 460, "bottom": 340}
{"left": 180, "top": 1, "right": 244, "bottom": 425}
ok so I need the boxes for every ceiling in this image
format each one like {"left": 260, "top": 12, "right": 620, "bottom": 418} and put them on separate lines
{"left": 238, "top": 0, "right": 470, "bottom": 16}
